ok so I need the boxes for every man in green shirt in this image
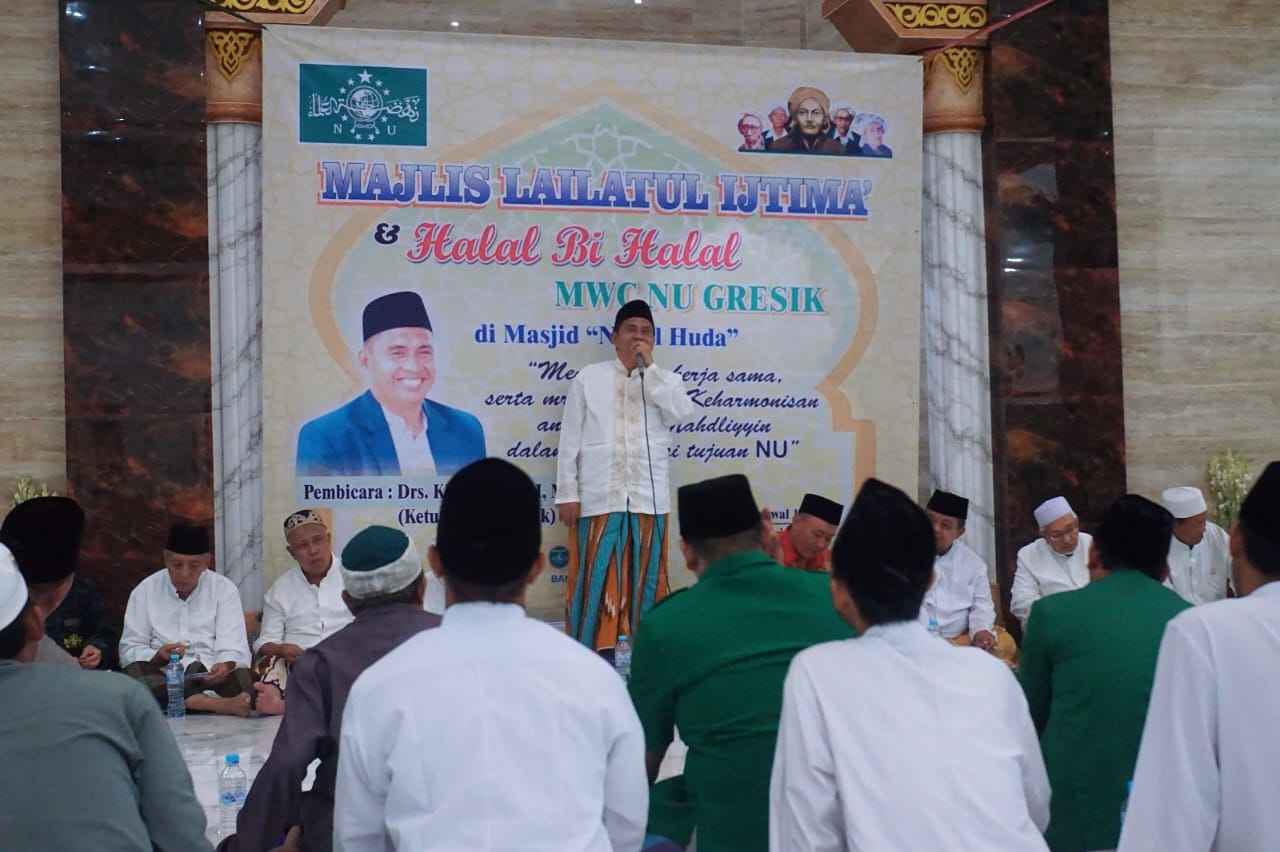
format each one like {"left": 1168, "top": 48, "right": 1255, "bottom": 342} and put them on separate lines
{"left": 629, "top": 473, "right": 854, "bottom": 852}
{"left": 1019, "top": 494, "right": 1191, "bottom": 852}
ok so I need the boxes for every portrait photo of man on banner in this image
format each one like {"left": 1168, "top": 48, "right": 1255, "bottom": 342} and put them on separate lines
{"left": 296, "top": 290, "right": 486, "bottom": 477}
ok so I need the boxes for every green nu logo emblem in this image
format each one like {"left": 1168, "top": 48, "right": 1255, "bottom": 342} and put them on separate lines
{"left": 299, "top": 64, "right": 427, "bottom": 146}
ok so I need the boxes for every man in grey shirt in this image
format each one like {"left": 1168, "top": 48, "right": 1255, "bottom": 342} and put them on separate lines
{"left": 0, "top": 542, "right": 212, "bottom": 851}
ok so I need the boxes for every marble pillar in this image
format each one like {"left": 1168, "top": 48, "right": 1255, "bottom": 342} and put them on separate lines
{"left": 208, "top": 122, "right": 264, "bottom": 607}
{"left": 922, "top": 129, "right": 996, "bottom": 572}
{"left": 207, "top": 18, "right": 267, "bottom": 607}
{"left": 61, "top": 0, "right": 213, "bottom": 619}
{"left": 202, "top": 2, "right": 345, "bottom": 608}
{"left": 985, "top": 0, "right": 1125, "bottom": 603}
{"left": 822, "top": 2, "right": 998, "bottom": 576}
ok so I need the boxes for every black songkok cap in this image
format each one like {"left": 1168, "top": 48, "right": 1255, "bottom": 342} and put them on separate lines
{"left": 1093, "top": 494, "right": 1173, "bottom": 580}
{"left": 678, "top": 474, "right": 760, "bottom": 540}
{"left": 0, "top": 496, "right": 86, "bottom": 584}
{"left": 436, "top": 458, "right": 541, "bottom": 586}
{"left": 1239, "top": 461, "right": 1280, "bottom": 548}
{"left": 831, "top": 478, "right": 934, "bottom": 605}
{"left": 613, "top": 299, "right": 654, "bottom": 331}
{"left": 166, "top": 523, "right": 211, "bottom": 556}
{"left": 926, "top": 489, "right": 969, "bottom": 522}
{"left": 363, "top": 291, "right": 432, "bottom": 342}
{"left": 799, "top": 493, "right": 843, "bottom": 526}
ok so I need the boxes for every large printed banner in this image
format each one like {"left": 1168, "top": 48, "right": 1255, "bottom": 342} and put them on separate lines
{"left": 262, "top": 27, "right": 922, "bottom": 619}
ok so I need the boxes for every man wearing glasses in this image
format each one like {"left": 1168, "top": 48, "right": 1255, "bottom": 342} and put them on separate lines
{"left": 1010, "top": 497, "right": 1094, "bottom": 628}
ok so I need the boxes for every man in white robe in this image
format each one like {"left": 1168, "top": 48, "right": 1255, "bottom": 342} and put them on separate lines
{"left": 1119, "top": 461, "right": 1280, "bottom": 852}
{"left": 919, "top": 489, "right": 1017, "bottom": 663}
{"left": 556, "top": 299, "right": 694, "bottom": 652}
{"left": 770, "top": 478, "right": 1050, "bottom": 852}
{"left": 1160, "top": 486, "right": 1231, "bottom": 605}
{"left": 120, "top": 523, "right": 253, "bottom": 716}
{"left": 252, "top": 510, "right": 354, "bottom": 714}
{"left": 1010, "top": 496, "right": 1093, "bottom": 627}
{"left": 336, "top": 459, "right": 647, "bottom": 852}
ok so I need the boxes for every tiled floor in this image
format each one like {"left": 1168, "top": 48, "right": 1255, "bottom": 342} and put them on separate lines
{"left": 170, "top": 714, "right": 282, "bottom": 845}
{"left": 175, "top": 714, "right": 687, "bottom": 845}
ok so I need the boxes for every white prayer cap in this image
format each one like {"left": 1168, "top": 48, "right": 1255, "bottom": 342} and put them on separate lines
{"left": 1161, "top": 486, "right": 1208, "bottom": 519}
{"left": 339, "top": 525, "right": 423, "bottom": 598}
{"left": 1034, "top": 497, "right": 1074, "bottom": 529}
{"left": 0, "top": 543, "right": 29, "bottom": 631}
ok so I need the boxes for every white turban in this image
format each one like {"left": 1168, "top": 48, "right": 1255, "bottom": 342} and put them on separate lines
{"left": 340, "top": 526, "right": 424, "bottom": 598}
{"left": 0, "top": 543, "right": 28, "bottom": 631}
{"left": 1034, "top": 497, "right": 1074, "bottom": 529}
{"left": 1161, "top": 486, "right": 1208, "bottom": 519}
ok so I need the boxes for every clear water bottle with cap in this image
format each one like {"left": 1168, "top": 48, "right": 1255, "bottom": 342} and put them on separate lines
{"left": 164, "top": 653, "right": 185, "bottom": 719}
{"left": 219, "top": 753, "right": 247, "bottom": 839}
{"left": 614, "top": 634, "right": 632, "bottom": 682}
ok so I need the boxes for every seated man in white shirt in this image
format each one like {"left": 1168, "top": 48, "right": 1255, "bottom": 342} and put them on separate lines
{"left": 769, "top": 478, "right": 1050, "bottom": 852}
{"left": 921, "top": 490, "right": 1017, "bottom": 664}
{"left": 252, "top": 509, "right": 354, "bottom": 715}
{"left": 336, "top": 459, "right": 647, "bottom": 852}
{"left": 1010, "top": 496, "right": 1094, "bottom": 628}
{"left": 120, "top": 523, "right": 253, "bottom": 717}
{"left": 1159, "top": 486, "right": 1231, "bottom": 605}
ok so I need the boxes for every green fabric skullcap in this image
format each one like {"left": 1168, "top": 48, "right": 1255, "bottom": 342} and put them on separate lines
{"left": 340, "top": 525, "right": 422, "bottom": 598}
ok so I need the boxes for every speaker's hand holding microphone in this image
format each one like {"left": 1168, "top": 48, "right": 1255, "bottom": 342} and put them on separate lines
{"left": 632, "top": 340, "right": 650, "bottom": 373}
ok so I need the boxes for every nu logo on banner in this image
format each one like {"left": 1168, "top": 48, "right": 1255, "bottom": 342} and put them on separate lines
{"left": 299, "top": 64, "right": 428, "bottom": 146}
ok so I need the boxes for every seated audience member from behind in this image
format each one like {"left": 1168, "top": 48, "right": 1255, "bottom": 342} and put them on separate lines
{"left": 770, "top": 479, "right": 1051, "bottom": 852}
{"left": 1119, "top": 461, "right": 1280, "bottom": 852}
{"left": 921, "top": 489, "right": 1017, "bottom": 663}
{"left": 629, "top": 474, "right": 854, "bottom": 852}
{"left": 0, "top": 545, "right": 214, "bottom": 852}
{"left": 775, "top": 493, "right": 842, "bottom": 572}
{"left": 1018, "top": 494, "right": 1190, "bottom": 852}
{"left": 120, "top": 523, "right": 255, "bottom": 717}
{"left": 251, "top": 509, "right": 354, "bottom": 716}
{"left": 335, "top": 459, "right": 648, "bottom": 852}
{"left": 0, "top": 495, "right": 96, "bottom": 667}
{"left": 1010, "top": 496, "right": 1094, "bottom": 627}
{"left": 221, "top": 523, "right": 440, "bottom": 852}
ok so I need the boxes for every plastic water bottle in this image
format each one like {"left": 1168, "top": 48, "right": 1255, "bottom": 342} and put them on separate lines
{"left": 614, "top": 634, "right": 632, "bottom": 682}
{"left": 219, "top": 753, "right": 247, "bottom": 839}
{"left": 164, "top": 653, "right": 185, "bottom": 719}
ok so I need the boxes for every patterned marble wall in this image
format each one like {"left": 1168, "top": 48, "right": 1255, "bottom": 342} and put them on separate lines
{"left": 329, "top": 0, "right": 849, "bottom": 49}
{"left": 984, "top": 0, "right": 1126, "bottom": 612}
{"left": 0, "top": 3, "right": 64, "bottom": 501}
{"left": 1112, "top": 0, "right": 1280, "bottom": 497}
{"left": 60, "top": 0, "right": 213, "bottom": 618}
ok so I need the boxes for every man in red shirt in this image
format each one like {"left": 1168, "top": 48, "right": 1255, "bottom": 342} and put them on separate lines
{"left": 775, "top": 494, "right": 843, "bottom": 571}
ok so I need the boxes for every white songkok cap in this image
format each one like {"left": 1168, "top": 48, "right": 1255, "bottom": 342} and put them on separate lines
{"left": 1034, "top": 496, "right": 1074, "bottom": 529}
{"left": 1161, "top": 486, "right": 1208, "bottom": 519}
{"left": 339, "top": 525, "right": 423, "bottom": 598}
{"left": 0, "top": 543, "right": 29, "bottom": 631}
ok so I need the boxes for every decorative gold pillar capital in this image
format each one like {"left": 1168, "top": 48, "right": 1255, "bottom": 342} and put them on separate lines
{"left": 204, "top": 0, "right": 348, "bottom": 124}
{"left": 206, "top": 22, "right": 263, "bottom": 123}
{"left": 822, "top": 0, "right": 987, "bottom": 135}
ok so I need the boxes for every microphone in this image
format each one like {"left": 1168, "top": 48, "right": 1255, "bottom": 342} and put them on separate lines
{"left": 634, "top": 349, "right": 648, "bottom": 372}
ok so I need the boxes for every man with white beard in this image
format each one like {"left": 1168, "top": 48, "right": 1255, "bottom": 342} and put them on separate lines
{"left": 1009, "top": 497, "right": 1093, "bottom": 627}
